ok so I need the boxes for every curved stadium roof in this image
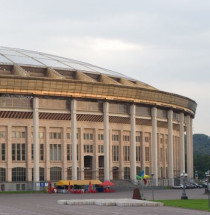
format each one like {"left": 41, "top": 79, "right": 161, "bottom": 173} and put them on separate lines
{"left": 0, "top": 46, "right": 197, "bottom": 115}
{"left": 0, "top": 46, "right": 155, "bottom": 90}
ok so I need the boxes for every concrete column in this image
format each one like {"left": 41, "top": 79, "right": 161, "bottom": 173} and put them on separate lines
{"left": 168, "top": 109, "right": 174, "bottom": 186}
{"left": 162, "top": 134, "right": 166, "bottom": 178}
{"left": 93, "top": 128, "right": 98, "bottom": 180}
{"left": 79, "top": 127, "right": 84, "bottom": 180}
{"left": 45, "top": 126, "right": 50, "bottom": 180}
{"left": 179, "top": 113, "right": 185, "bottom": 173}
{"left": 71, "top": 99, "right": 77, "bottom": 180}
{"left": 151, "top": 107, "right": 158, "bottom": 186}
{"left": 62, "top": 127, "right": 67, "bottom": 180}
{"left": 104, "top": 101, "right": 110, "bottom": 181}
{"left": 109, "top": 129, "right": 113, "bottom": 180}
{"left": 26, "top": 125, "right": 32, "bottom": 181}
{"left": 186, "top": 115, "right": 193, "bottom": 179}
{"left": 190, "top": 118, "right": 194, "bottom": 179}
{"left": 130, "top": 104, "right": 136, "bottom": 182}
{"left": 6, "top": 125, "right": 12, "bottom": 182}
{"left": 119, "top": 130, "right": 124, "bottom": 179}
{"left": 141, "top": 131, "right": 145, "bottom": 173}
{"left": 33, "top": 97, "right": 39, "bottom": 189}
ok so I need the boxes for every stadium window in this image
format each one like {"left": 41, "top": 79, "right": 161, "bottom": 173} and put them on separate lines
{"left": 98, "top": 134, "right": 104, "bottom": 140}
{"left": 11, "top": 143, "right": 25, "bottom": 161}
{"left": 123, "top": 146, "right": 130, "bottom": 161}
{"left": 136, "top": 136, "right": 141, "bottom": 142}
{"left": 50, "top": 167, "right": 62, "bottom": 181}
{"left": 67, "top": 144, "right": 72, "bottom": 160}
{"left": 145, "top": 137, "right": 149, "bottom": 142}
{"left": 84, "top": 144, "right": 93, "bottom": 153}
{"left": 145, "top": 147, "right": 150, "bottom": 161}
{"left": 98, "top": 145, "right": 104, "bottom": 153}
{"left": 112, "top": 145, "right": 119, "bottom": 161}
{"left": 136, "top": 146, "right": 141, "bottom": 161}
{"left": 123, "top": 135, "right": 130, "bottom": 142}
{"left": 112, "top": 135, "right": 119, "bottom": 141}
{"left": 66, "top": 133, "right": 70, "bottom": 139}
{"left": 50, "top": 144, "right": 62, "bottom": 161}
{"left": 0, "top": 131, "right": 5, "bottom": 138}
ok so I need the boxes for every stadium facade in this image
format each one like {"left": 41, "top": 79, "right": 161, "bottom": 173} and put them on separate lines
{"left": 0, "top": 47, "right": 196, "bottom": 191}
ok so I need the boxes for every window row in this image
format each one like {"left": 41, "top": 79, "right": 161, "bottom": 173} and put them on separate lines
{"left": 9, "top": 144, "right": 165, "bottom": 163}
{"left": 0, "top": 166, "right": 169, "bottom": 182}
{"left": 112, "top": 135, "right": 150, "bottom": 142}
{"left": 12, "top": 131, "right": 26, "bottom": 138}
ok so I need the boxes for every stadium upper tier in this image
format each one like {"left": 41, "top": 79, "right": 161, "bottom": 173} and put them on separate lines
{"left": 0, "top": 46, "right": 197, "bottom": 115}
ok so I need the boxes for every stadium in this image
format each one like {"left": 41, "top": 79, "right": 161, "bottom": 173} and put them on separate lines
{"left": 0, "top": 46, "right": 196, "bottom": 191}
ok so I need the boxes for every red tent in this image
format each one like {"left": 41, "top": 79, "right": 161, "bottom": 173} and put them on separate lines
{"left": 101, "top": 180, "right": 114, "bottom": 186}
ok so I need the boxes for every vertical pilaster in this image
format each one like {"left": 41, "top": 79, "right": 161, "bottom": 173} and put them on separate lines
{"left": 27, "top": 125, "right": 32, "bottom": 181}
{"left": 71, "top": 99, "right": 77, "bottom": 180}
{"left": 186, "top": 115, "right": 193, "bottom": 179}
{"left": 141, "top": 131, "right": 145, "bottom": 173}
{"left": 62, "top": 127, "right": 67, "bottom": 180}
{"left": 119, "top": 129, "right": 124, "bottom": 179}
{"left": 33, "top": 97, "right": 39, "bottom": 188}
{"left": 45, "top": 126, "right": 50, "bottom": 180}
{"left": 109, "top": 129, "right": 113, "bottom": 180}
{"left": 79, "top": 127, "right": 84, "bottom": 180}
{"left": 7, "top": 125, "right": 12, "bottom": 182}
{"left": 151, "top": 107, "right": 158, "bottom": 186}
{"left": 168, "top": 109, "right": 174, "bottom": 186}
{"left": 93, "top": 128, "right": 98, "bottom": 180}
{"left": 179, "top": 113, "right": 185, "bottom": 173}
{"left": 104, "top": 101, "right": 110, "bottom": 181}
{"left": 130, "top": 104, "right": 136, "bottom": 182}
{"left": 163, "top": 134, "right": 166, "bottom": 178}
{"left": 190, "top": 118, "right": 194, "bottom": 179}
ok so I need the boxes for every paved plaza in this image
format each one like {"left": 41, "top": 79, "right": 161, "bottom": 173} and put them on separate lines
{"left": 0, "top": 189, "right": 209, "bottom": 215}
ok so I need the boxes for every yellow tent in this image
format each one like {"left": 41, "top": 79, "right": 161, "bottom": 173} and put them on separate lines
{"left": 56, "top": 180, "right": 102, "bottom": 186}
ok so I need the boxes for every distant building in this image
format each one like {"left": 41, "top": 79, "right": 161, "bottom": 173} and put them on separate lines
{"left": 0, "top": 47, "right": 197, "bottom": 191}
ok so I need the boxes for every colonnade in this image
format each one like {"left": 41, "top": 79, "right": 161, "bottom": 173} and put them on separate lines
{"left": 33, "top": 98, "right": 194, "bottom": 187}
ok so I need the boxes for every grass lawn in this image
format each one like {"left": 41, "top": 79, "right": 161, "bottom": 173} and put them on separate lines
{"left": 157, "top": 199, "right": 210, "bottom": 212}
{"left": 0, "top": 191, "right": 47, "bottom": 194}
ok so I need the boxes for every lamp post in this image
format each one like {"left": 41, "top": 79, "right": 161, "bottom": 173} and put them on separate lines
{"left": 151, "top": 173, "right": 154, "bottom": 201}
{"left": 205, "top": 170, "right": 210, "bottom": 208}
{"left": 180, "top": 171, "right": 188, "bottom": 200}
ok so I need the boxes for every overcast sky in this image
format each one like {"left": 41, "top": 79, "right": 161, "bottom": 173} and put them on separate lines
{"left": 1, "top": 0, "right": 210, "bottom": 135}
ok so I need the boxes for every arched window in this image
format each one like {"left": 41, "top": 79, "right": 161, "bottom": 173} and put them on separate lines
{"left": 0, "top": 168, "right": 6, "bottom": 182}
{"left": 124, "top": 167, "right": 130, "bottom": 179}
{"left": 50, "top": 167, "right": 62, "bottom": 181}
{"left": 12, "top": 167, "right": 26, "bottom": 181}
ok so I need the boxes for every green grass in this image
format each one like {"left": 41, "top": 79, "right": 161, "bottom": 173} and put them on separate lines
{"left": 0, "top": 191, "right": 47, "bottom": 194}
{"left": 157, "top": 199, "right": 210, "bottom": 212}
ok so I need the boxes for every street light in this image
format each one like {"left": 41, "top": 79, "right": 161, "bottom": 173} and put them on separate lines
{"left": 151, "top": 173, "right": 154, "bottom": 200}
{"left": 205, "top": 170, "right": 210, "bottom": 208}
{"left": 180, "top": 171, "right": 188, "bottom": 200}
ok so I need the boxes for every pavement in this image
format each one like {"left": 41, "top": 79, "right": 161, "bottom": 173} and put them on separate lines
{"left": 0, "top": 188, "right": 209, "bottom": 215}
